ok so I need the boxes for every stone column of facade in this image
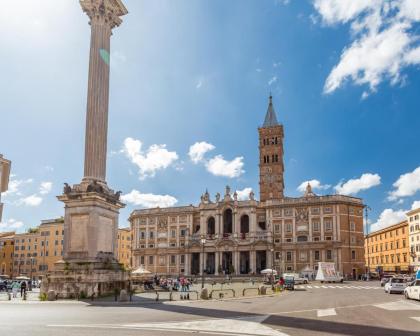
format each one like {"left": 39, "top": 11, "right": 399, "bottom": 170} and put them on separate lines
{"left": 234, "top": 250, "right": 239, "bottom": 275}
{"left": 250, "top": 250, "right": 256, "bottom": 274}
{"left": 215, "top": 251, "right": 220, "bottom": 275}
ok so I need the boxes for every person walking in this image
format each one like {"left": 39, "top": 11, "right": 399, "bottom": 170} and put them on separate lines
{"left": 12, "top": 282, "right": 19, "bottom": 298}
{"left": 20, "top": 281, "right": 27, "bottom": 297}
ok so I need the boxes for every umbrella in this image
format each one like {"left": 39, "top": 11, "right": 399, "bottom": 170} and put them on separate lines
{"left": 131, "top": 267, "right": 151, "bottom": 275}
{"left": 15, "top": 276, "right": 30, "bottom": 280}
{"left": 261, "top": 269, "right": 277, "bottom": 275}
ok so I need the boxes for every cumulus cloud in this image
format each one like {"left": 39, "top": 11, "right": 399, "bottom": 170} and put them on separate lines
{"left": 39, "top": 181, "right": 52, "bottom": 195}
{"left": 297, "top": 179, "right": 331, "bottom": 193}
{"left": 0, "top": 218, "right": 24, "bottom": 232}
{"left": 412, "top": 200, "right": 420, "bottom": 210}
{"left": 236, "top": 187, "right": 253, "bottom": 201}
{"left": 121, "top": 190, "right": 178, "bottom": 208}
{"left": 335, "top": 173, "right": 381, "bottom": 195}
{"left": 3, "top": 178, "right": 33, "bottom": 197}
{"left": 206, "top": 155, "right": 245, "bottom": 178}
{"left": 313, "top": 0, "right": 420, "bottom": 96}
{"left": 369, "top": 208, "right": 407, "bottom": 233}
{"left": 188, "top": 142, "right": 215, "bottom": 164}
{"left": 121, "top": 137, "right": 178, "bottom": 180}
{"left": 19, "top": 194, "right": 43, "bottom": 207}
{"left": 388, "top": 166, "right": 420, "bottom": 201}
{"left": 188, "top": 141, "right": 245, "bottom": 178}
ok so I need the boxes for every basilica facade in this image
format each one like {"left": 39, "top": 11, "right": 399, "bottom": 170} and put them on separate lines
{"left": 129, "top": 97, "right": 365, "bottom": 279}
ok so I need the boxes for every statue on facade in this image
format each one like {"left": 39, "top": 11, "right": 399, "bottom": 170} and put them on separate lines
{"left": 215, "top": 192, "right": 221, "bottom": 202}
{"left": 233, "top": 191, "right": 238, "bottom": 201}
{"left": 63, "top": 183, "right": 72, "bottom": 194}
{"left": 249, "top": 190, "right": 255, "bottom": 201}
{"left": 86, "top": 180, "right": 104, "bottom": 193}
{"left": 225, "top": 185, "right": 231, "bottom": 196}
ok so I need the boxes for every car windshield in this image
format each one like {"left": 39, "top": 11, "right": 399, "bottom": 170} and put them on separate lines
{"left": 392, "top": 278, "right": 404, "bottom": 283}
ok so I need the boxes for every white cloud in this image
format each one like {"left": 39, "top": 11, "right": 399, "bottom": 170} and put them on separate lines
{"left": 39, "top": 181, "right": 52, "bottom": 195}
{"left": 3, "top": 178, "right": 33, "bottom": 197}
{"left": 196, "top": 80, "right": 203, "bottom": 89}
{"left": 268, "top": 76, "right": 277, "bottom": 85}
{"left": 19, "top": 194, "right": 43, "bottom": 207}
{"left": 188, "top": 142, "right": 215, "bottom": 164}
{"left": 297, "top": 179, "right": 331, "bottom": 193}
{"left": 121, "top": 137, "right": 178, "bottom": 180}
{"left": 369, "top": 208, "right": 407, "bottom": 233}
{"left": 313, "top": 0, "right": 420, "bottom": 96}
{"left": 236, "top": 187, "right": 253, "bottom": 201}
{"left": 335, "top": 173, "right": 381, "bottom": 195}
{"left": 388, "top": 166, "right": 420, "bottom": 201}
{"left": 412, "top": 200, "right": 420, "bottom": 210}
{"left": 121, "top": 190, "right": 178, "bottom": 208}
{"left": 0, "top": 218, "right": 24, "bottom": 232}
{"left": 205, "top": 155, "right": 245, "bottom": 178}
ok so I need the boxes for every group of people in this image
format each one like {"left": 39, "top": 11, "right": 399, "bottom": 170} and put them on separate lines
{"left": 11, "top": 281, "right": 27, "bottom": 298}
{"left": 150, "top": 275, "right": 193, "bottom": 292}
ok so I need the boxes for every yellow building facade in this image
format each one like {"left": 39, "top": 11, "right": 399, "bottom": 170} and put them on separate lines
{"left": 4, "top": 218, "right": 131, "bottom": 280}
{"left": 116, "top": 227, "right": 131, "bottom": 269}
{"left": 0, "top": 232, "right": 15, "bottom": 277}
{"left": 365, "top": 221, "right": 409, "bottom": 274}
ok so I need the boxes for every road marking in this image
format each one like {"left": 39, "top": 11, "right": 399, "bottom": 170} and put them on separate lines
{"left": 374, "top": 300, "right": 420, "bottom": 311}
{"left": 48, "top": 315, "right": 290, "bottom": 336}
{"left": 410, "top": 317, "right": 420, "bottom": 322}
{"left": 317, "top": 308, "right": 337, "bottom": 317}
{"left": 314, "top": 285, "right": 320, "bottom": 288}
{"left": 306, "top": 285, "right": 312, "bottom": 288}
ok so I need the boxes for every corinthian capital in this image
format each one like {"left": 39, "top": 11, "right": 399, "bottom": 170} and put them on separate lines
{"left": 80, "top": 0, "right": 128, "bottom": 29}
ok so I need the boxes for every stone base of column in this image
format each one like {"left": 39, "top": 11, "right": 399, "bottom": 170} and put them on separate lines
{"left": 41, "top": 259, "right": 129, "bottom": 299}
{"left": 58, "top": 181, "right": 125, "bottom": 263}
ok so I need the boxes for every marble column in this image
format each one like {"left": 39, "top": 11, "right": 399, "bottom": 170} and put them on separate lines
{"left": 80, "top": 0, "right": 127, "bottom": 183}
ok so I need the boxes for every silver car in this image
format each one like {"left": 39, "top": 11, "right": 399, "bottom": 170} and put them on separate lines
{"left": 384, "top": 277, "right": 406, "bottom": 294}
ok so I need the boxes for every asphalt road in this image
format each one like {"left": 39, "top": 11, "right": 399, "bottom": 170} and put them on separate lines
{"left": 1, "top": 281, "right": 419, "bottom": 336}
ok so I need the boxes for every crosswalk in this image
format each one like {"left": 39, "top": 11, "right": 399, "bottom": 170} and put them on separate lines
{"left": 295, "top": 284, "right": 382, "bottom": 290}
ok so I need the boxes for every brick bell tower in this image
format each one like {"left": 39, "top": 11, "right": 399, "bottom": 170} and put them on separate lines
{"left": 258, "top": 95, "right": 285, "bottom": 202}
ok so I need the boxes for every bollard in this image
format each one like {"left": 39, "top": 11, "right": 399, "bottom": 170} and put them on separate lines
{"left": 8, "top": 292, "right": 11, "bottom": 301}
{"left": 169, "top": 290, "right": 173, "bottom": 301}
{"left": 155, "top": 291, "right": 159, "bottom": 301}
{"left": 23, "top": 292, "right": 27, "bottom": 301}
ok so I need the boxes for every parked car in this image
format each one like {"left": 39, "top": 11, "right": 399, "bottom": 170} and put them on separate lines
{"left": 404, "top": 280, "right": 420, "bottom": 301}
{"left": 384, "top": 277, "right": 407, "bottom": 294}
{"left": 283, "top": 273, "right": 309, "bottom": 284}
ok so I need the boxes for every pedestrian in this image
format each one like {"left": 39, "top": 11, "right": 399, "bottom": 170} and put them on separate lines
{"left": 278, "top": 277, "right": 285, "bottom": 291}
{"left": 12, "top": 282, "right": 19, "bottom": 298}
{"left": 20, "top": 281, "right": 27, "bottom": 297}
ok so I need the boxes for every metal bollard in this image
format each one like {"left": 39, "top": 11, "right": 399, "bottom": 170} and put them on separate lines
{"left": 155, "top": 292, "right": 159, "bottom": 301}
{"left": 8, "top": 292, "right": 11, "bottom": 301}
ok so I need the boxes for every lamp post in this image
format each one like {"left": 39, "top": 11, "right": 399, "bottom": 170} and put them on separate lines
{"left": 201, "top": 237, "right": 206, "bottom": 289}
{"left": 270, "top": 247, "right": 274, "bottom": 289}
{"left": 29, "top": 257, "right": 34, "bottom": 291}
{"left": 364, "top": 205, "right": 371, "bottom": 281}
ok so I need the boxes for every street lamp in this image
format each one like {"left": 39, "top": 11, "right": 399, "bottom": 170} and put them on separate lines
{"left": 29, "top": 257, "right": 34, "bottom": 291}
{"left": 201, "top": 237, "right": 206, "bottom": 289}
{"left": 270, "top": 248, "right": 274, "bottom": 289}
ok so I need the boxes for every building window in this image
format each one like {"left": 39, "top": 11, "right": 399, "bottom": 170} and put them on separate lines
{"left": 311, "top": 208, "right": 320, "bottom": 215}
{"left": 350, "top": 222, "right": 355, "bottom": 231}
{"left": 325, "top": 220, "right": 332, "bottom": 231}
{"left": 297, "top": 236, "right": 308, "bottom": 242}
{"left": 149, "top": 231, "right": 154, "bottom": 239}
{"left": 170, "top": 255, "right": 176, "bottom": 265}
{"left": 326, "top": 250, "right": 332, "bottom": 260}
{"left": 324, "top": 207, "right": 333, "bottom": 214}
{"left": 313, "top": 237, "right": 320, "bottom": 242}
{"left": 286, "top": 238, "right": 292, "bottom": 242}
{"left": 313, "top": 222, "right": 320, "bottom": 232}
{"left": 274, "top": 224, "right": 280, "bottom": 233}
{"left": 351, "top": 250, "right": 356, "bottom": 260}
{"left": 284, "top": 209, "right": 292, "bottom": 217}
{"left": 140, "top": 256, "right": 145, "bottom": 265}
{"left": 285, "top": 223, "right": 292, "bottom": 233}
{"left": 148, "top": 256, "right": 153, "bottom": 265}
{"left": 171, "top": 229, "right": 176, "bottom": 238}
{"left": 314, "top": 250, "right": 320, "bottom": 260}
{"left": 300, "top": 251, "right": 307, "bottom": 261}
{"left": 286, "top": 251, "right": 292, "bottom": 262}
{"left": 140, "top": 231, "right": 145, "bottom": 239}
{"left": 351, "top": 236, "right": 356, "bottom": 244}
{"left": 275, "top": 252, "right": 281, "bottom": 260}
{"left": 180, "top": 255, "right": 185, "bottom": 264}
{"left": 325, "top": 236, "right": 332, "bottom": 241}
{"left": 180, "top": 229, "right": 186, "bottom": 237}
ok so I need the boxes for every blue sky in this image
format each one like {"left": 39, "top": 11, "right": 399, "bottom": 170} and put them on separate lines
{"left": 1, "top": 0, "right": 419, "bottom": 233}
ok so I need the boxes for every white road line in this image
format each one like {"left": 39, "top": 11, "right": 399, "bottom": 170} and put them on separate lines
{"left": 48, "top": 316, "right": 290, "bottom": 336}
{"left": 321, "top": 286, "right": 328, "bottom": 288}
{"left": 317, "top": 308, "right": 337, "bottom": 317}
{"left": 314, "top": 285, "right": 320, "bottom": 288}
{"left": 306, "top": 285, "right": 312, "bottom": 288}
{"left": 374, "top": 300, "right": 420, "bottom": 311}
{"left": 410, "top": 317, "right": 420, "bottom": 322}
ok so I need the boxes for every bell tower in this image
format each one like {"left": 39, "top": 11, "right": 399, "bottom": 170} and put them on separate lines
{"left": 258, "top": 95, "right": 284, "bottom": 202}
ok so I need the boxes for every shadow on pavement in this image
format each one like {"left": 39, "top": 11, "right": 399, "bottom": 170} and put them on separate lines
{"left": 84, "top": 296, "right": 419, "bottom": 336}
